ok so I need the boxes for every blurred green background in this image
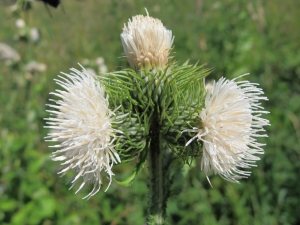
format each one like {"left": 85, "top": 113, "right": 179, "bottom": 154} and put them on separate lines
{"left": 0, "top": 0, "right": 299, "bottom": 224}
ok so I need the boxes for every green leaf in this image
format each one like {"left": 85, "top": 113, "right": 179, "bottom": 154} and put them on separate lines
{"left": 114, "top": 147, "right": 148, "bottom": 187}
{"left": 0, "top": 199, "right": 18, "bottom": 211}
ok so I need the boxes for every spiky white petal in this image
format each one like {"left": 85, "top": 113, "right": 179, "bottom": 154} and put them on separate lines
{"left": 45, "top": 65, "right": 121, "bottom": 199}
{"left": 186, "top": 75, "right": 270, "bottom": 183}
{"left": 121, "top": 12, "right": 174, "bottom": 71}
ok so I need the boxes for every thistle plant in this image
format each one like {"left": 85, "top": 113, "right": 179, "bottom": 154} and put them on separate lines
{"left": 45, "top": 12, "right": 270, "bottom": 224}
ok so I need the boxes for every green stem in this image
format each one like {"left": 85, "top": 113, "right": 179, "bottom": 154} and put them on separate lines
{"left": 148, "top": 113, "right": 170, "bottom": 225}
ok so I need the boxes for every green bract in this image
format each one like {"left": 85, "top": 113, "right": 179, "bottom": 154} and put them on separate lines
{"left": 99, "top": 63, "right": 210, "bottom": 186}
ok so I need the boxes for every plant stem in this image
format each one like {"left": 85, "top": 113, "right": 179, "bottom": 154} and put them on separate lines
{"left": 148, "top": 113, "right": 169, "bottom": 225}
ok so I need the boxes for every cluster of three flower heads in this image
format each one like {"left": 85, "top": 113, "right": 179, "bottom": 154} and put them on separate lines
{"left": 45, "top": 13, "right": 270, "bottom": 199}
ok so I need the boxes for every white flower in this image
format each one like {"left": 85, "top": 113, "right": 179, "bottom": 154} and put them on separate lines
{"left": 120, "top": 11, "right": 174, "bottom": 71}
{"left": 95, "top": 57, "right": 108, "bottom": 73}
{"left": 25, "top": 61, "right": 46, "bottom": 73}
{"left": 0, "top": 43, "right": 20, "bottom": 62}
{"left": 30, "top": 28, "right": 40, "bottom": 42}
{"left": 205, "top": 80, "right": 213, "bottom": 91}
{"left": 45, "top": 65, "right": 121, "bottom": 199}
{"left": 186, "top": 76, "right": 270, "bottom": 183}
{"left": 15, "top": 18, "right": 25, "bottom": 28}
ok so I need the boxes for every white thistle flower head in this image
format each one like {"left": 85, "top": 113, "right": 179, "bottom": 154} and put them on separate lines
{"left": 186, "top": 75, "right": 270, "bottom": 183}
{"left": 121, "top": 10, "right": 174, "bottom": 71}
{"left": 45, "top": 65, "right": 121, "bottom": 199}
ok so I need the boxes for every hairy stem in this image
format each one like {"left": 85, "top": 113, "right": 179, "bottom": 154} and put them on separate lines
{"left": 148, "top": 112, "right": 170, "bottom": 224}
